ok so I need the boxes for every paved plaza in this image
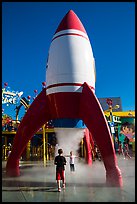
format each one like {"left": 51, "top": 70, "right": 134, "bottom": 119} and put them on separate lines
{"left": 2, "top": 155, "right": 135, "bottom": 202}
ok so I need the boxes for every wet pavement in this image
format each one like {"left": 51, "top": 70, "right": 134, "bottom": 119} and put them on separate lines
{"left": 2, "top": 155, "right": 135, "bottom": 202}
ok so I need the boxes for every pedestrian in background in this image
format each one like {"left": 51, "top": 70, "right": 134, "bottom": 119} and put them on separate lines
{"left": 123, "top": 142, "right": 131, "bottom": 159}
{"left": 69, "top": 151, "right": 77, "bottom": 172}
{"left": 65, "top": 151, "right": 78, "bottom": 172}
{"left": 94, "top": 144, "right": 101, "bottom": 161}
{"left": 118, "top": 141, "right": 124, "bottom": 157}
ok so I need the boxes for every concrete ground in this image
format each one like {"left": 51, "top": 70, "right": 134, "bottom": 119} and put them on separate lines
{"left": 2, "top": 155, "right": 135, "bottom": 202}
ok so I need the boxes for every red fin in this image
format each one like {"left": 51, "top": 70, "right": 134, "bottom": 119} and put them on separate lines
{"left": 80, "top": 82, "right": 123, "bottom": 187}
{"left": 6, "top": 88, "right": 51, "bottom": 176}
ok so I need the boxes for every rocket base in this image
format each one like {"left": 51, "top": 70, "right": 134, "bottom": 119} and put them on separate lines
{"left": 6, "top": 159, "right": 20, "bottom": 177}
{"left": 106, "top": 167, "right": 123, "bottom": 187}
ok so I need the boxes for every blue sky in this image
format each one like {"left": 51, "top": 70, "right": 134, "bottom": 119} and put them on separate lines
{"left": 2, "top": 2, "right": 135, "bottom": 120}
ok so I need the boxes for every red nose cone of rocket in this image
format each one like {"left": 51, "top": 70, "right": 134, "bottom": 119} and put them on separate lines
{"left": 55, "top": 10, "right": 87, "bottom": 34}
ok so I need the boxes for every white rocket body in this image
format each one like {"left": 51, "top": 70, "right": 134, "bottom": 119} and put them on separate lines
{"left": 46, "top": 10, "right": 96, "bottom": 96}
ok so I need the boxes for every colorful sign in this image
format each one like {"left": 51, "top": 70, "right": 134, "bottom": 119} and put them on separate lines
{"left": 118, "top": 117, "right": 135, "bottom": 143}
{"left": 2, "top": 87, "right": 23, "bottom": 105}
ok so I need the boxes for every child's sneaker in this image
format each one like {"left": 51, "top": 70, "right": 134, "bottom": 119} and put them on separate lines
{"left": 62, "top": 184, "right": 65, "bottom": 189}
{"left": 58, "top": 187, "right": 61, "bottom": 192}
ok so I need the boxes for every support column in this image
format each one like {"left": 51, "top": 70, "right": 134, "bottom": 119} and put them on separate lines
{"left": 4, "top": 136, "right": 8, "bottom": 160}
{"left": 46, "top": 133, "right": 49, "bottom": 161}
{"left": 26, "top": 140, "right": 31, "bottom": 160}
{"left": 81, "top": 138, "right": 84, "bottom": 157}
{"left": 43, "top": 125, "right": 46, "bottom": 166}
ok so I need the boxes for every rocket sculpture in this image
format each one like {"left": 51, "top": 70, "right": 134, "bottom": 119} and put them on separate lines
{"left": 6, "top": 10, "right": 123, "bottom": 187}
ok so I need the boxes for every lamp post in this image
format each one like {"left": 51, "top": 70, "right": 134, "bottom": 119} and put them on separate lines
{"left": 105, "top": 101, "right": 120, "bottom": 152}
{"left": 41, "top": 82, "right": 48, "bottom": 166}
{"left": 45, "top": 121, "right": 49, "bottom": 161}
{"left": 106, "top": 98, "right": 115, "bottom": 142}
{"left": 25, "top": 97, "right": 31, "bottom": 161}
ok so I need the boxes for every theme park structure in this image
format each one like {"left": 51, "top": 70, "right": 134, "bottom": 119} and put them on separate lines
{"left": 6, "top": 10, "right": 123, "bottom": 187}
